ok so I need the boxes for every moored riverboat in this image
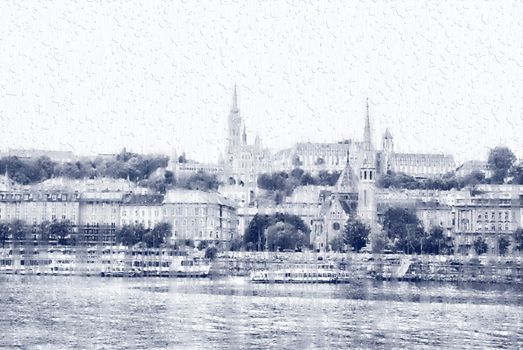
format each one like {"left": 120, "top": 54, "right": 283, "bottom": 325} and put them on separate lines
{"left": 250, "top": 263, "right": 344, "bottom": 283}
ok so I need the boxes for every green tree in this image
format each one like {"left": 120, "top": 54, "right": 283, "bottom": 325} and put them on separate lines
{"left": 317, "top": 171, "right": 341, "bottom": 186}
{"left": 330, "top": 235, "right": 346, "bottom": 252}
{"left": 382, "top": 207, "right": 425, "bottom": 254}
{"left": 204, "top": 245, "right": 218, "bottom": 260}
{"left": 497, "top": 236, "right": 510, "bottom": 256}
{"left": 10, "top": 220, "right": 29, "bottom": 245}
{"left": 0, "top": 222, "right": 9, "bottom": 248}
{"left": 197, "top": 241, "right": 209, "bottom": 251}
{"left": 37, "top": 221, "right": 51, "bottom": 244}
{"left": 370, "top": 231, "right": 387, "bottom": 254}
{"left": 473, "top": 237, "right": 489, "bottom": 255}
{"left": 49, "top": 220, "right": 74, "bottom": 245}
{"left": 144, "top": 222, "right": 172, "bottom": 248}
{"left": 343, "top": 218, "right": 370, "bottom": 252}
{"left": 488, "top": 146, "right": 516, "bottom": 184}
{"left": 180, "top": 171, "right": 220, "bottom": 191}
{"left": 423, "top": 226, "right": 454, "bottom": 255}
{"left": 510, "top": 166, "right": 523, "bottom": 185}
{"left": 244, "top": 214, "right": 271, "bottom": 251}
{"left": 265, "top": 222, "right": 306, "bottom": 252}
{"left": 514, "top": 228, "right": 523, "bottom": 252}
{"left": 245, "top": 213, "right": 310, "bottom": 251}
{"left": 116, "top": 224, "right": 146, "bottom": 247}
{"left": 228, "top": 236, "right": 243, "bottom": 251}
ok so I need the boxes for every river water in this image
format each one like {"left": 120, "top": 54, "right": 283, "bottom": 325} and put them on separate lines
{"left": 0, "top": 276, "right": 522, "bottom": 349}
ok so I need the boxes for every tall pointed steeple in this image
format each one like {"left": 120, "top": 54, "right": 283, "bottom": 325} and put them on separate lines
{"left": 227, "top": 84, "right": 242, "bottom": 153}
{"left": 336, "top": 151, "right": 357, "bottom": 194}
{"left": 363, "top": 98, "right": 373, "bottom": 151}
{"left": 231, "top": 83, "right": 239, "bottom": 113}
{"left": 242, "top": 125, "right": 247, "bottom": 145}
{"left": 4, "top": 166, "right": 11, "bottom": 189}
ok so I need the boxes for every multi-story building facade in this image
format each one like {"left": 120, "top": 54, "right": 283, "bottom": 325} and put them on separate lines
{"left": 120, "top": 194, "right": 164, "bottom": 229}
{"left": 376, "top": 185, "right": 523, "bottom": 255}
{"left": 0, "top": 190, "right": 80, "bottom": 226}
{"left": 451, "top": 185, "right": 523, "bottom": 254}
{"left": 379, "top": 129, "right": 455, "bottom": 178}
{"left": 77, "top": 192, "right": 125, "bottom": 245}
{"left": 163, "top": 189, "right": 238, "bottom": 244}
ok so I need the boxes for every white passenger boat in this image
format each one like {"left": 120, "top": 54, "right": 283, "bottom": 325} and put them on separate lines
{"left": 169, "top": 256, "right": 211, "bottom": 277}
{"left": 250, "top": 263, "right": 342, "bottom": 283}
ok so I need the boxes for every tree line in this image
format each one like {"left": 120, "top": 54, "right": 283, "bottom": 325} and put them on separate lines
{"left": 0, "top": 220, "right": 173, "bottom": 249}
{"left": 140, "top": 170, "right": 221, "bottom": 194}
{"left": 257, "top": 168, "right": 340, "bottom": 204}
{"left": 241, "top": 213, "right": 311, "bottom": 252}
{"left": 307, "top": 206, "right": 523, "bottom": 256}
{"left": 0, "top": 149, "right": 168, "bottom": 185}
{"left": 0, "top": 220, "right": 76, "bottom": 247}
{"left": 0, "top": 150, "right": 221, "bottom": 194}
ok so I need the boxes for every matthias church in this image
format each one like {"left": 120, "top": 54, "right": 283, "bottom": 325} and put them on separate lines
{"left": 211, "top": 86, "right": 455, "bottom": 251}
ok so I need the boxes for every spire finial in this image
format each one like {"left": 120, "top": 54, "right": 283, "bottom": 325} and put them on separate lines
{"left": 363, "top": 98, "right": 372, "bottom": 151}
{"left": 232, "top": 84, "right": 238, "bottom": 112}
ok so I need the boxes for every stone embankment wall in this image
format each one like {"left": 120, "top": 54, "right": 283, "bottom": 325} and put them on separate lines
{"left": 211, "top": 252, "right": 523, "bottom": 284}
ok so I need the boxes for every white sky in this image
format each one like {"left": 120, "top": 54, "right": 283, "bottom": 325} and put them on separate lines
{"left": 0, "top": 1, "right": 522, "bottom": 164}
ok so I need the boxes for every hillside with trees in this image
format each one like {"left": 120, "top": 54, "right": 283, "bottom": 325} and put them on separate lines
{"left": 257, "top": 168, "right": 340, "bottom": 204}
{"left": 0, "top": 149, "right": 222, "bottom": 194}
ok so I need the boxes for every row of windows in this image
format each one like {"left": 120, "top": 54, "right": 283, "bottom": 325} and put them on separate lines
{"left": 121, "top": 207, "right": 216, "bottom": 217}
{"left": 121, "top": 219, "right": 160, "bottom": 227}
{"left": 0, "top": 193, "right": 78, "bottom": 201}
{"left": 477, "top": 211, "right": 511, "bottom": 222}
{"left": 0, "top": 214, "right": 74, "bottom": 222}
{"left": 173, "top": 230, "right": 221, "bottom": 239}
{"left": 122, "top": 210, "right": 160, "bottom": 217}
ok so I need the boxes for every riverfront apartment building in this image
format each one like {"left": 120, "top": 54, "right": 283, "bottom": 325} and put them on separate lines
{"left": 0, "top": 178, "right": 238, "bottom": 246}
{"left": 376, "top": 185, "right": 523, "bottom": 255}
{"left": 163, "top": 190, "right": 238, "bottom": 243}
{"left": 120, "top": 194, "right": 164, "bottom": 229}
{"left": 0, "top": 190, "right": 80, "bottom": 225}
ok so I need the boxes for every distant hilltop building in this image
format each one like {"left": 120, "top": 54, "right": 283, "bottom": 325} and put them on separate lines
{"left": 455, "top": 160, "right": 491, "bottom": 178}
{"left": 378, "top": 126, "right": 455, "bottom": 178}
{"left": 170, "top": 86, "right": 455, "bottom": 189}
{"left": 273, "top": 100, "right": 376, "bottom": 175}
{"left": 167, "top": 150, "right": 224, "bottom": 178}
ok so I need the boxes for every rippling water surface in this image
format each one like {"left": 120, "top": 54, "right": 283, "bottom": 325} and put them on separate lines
{"left": 0, "top": 276, "right": 522, "bottom": 349}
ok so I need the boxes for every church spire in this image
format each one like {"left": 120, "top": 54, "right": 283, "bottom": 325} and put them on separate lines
{"left": 231, "top": 83, "right": 238, "bottom": 113}
{"left": 363, "top": 98, "right": 373, "bottom": 151}
{"left": 336, "top": 150, "right": 357, "bottom": 194}
{"left": 227, "top": 84, "right": 242, "bottom": 153}
{"left": 4, "top": 166, "right": 10, "bottom": 189}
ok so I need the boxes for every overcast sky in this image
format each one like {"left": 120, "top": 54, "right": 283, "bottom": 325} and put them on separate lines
{"left": 0, "top": 1, "right": 521, "bottom": 164}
